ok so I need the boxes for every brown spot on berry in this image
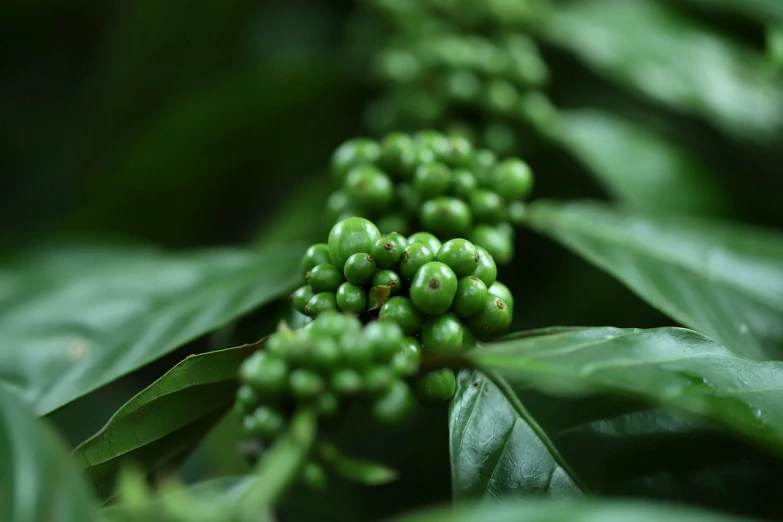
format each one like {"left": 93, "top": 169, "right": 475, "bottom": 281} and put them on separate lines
{"left": 384, "top": 241, "right": 394, "bottom": 251}
{"left": 470, "top": 276, "right": 480, "bottom": 282}
{"left": 474, "top": 252, "right": 480, "bottom": 263}
{"left": 366, "top": 255, "right": 375, "bottom": 262}
{"left": 305, "top": 271, "right": 312, "bottom": 281}
{"left": 304, "top": 305, "right": 312, "bottom": 314}
{"left": 429, "top": 279, "right": 440, "bottom": 289}
{"left": 401, "top": 252, "right": 409, "bottom": 263}
{"left": 389, "top": 280, "right": 398, "bottom": 287}
{"left": 496, "top": 299, "right": 506, "bottom": 310}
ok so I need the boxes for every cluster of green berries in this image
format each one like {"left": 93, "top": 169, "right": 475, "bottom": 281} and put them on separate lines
{"left": 235, "top": 312, "right": 419, "bottom": 488}
{"left": 327, "top": 131, "right": 533, "bottom": 264}
{"left": 293, "top": 216, "right": 514, "bottom": 405}
{"left": 366, "top": 0, "right": 539, "bottom": 32}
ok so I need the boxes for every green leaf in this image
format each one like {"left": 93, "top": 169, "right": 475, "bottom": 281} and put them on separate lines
{"left": 72, "top": 342, "right": 259, "bottom": 500}
{"left": 383, "top": 498, "right": 765, "bottom": 522}
{"left": 0, "top": 241, "right": 303, "bottom": 415}
{"left": 468, "top": 327, "right": 783, "bottom": 455}
{"left": 449, "top": 368, "right": 588, "bottom": 500}
{"left": 318, "top": 443, "right": 399, "bottom": 486}
{"left": 526, "top": 200, "right": 783, "bottom": 360}
{"left": 542, "top": 0, "right": 783, "bottom": 140}
{"left": 556, "top": 109, "right": 727, "bottom": 216}
{"left": 0, "top": 386, "right": 98, "bottom": 522}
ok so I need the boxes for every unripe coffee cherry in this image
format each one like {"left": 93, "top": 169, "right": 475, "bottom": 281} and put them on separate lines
{"left": 451, "top": 276, "right": 488, "bottom": 317}
{"left": 414, "top": 369, "right": 457, "bottom": 406}
{"left": 300, "top": 243, "right": 331, "bottom": 278}
{"left": 380, "top": 132, "right": 416, "bottom": 178}
{"left": 345, "top": 165, "right": 394, "bottom": 210}
{"left": 436, "top": 239, "right": 479, "bottom": 277}
{"left": 470, "top": 225, "right": 513, "bottom": 265}
{"left": 332, "top": 138, "right": 381, "bottom": 180}
{"left": 291, "top": 285, "right": 315, "bottom": 314}
{"left": 328, "top": 217, "right": 382, "bottom": 271}
{"left": 304, "top": 292, "right": 338, "bottom": 317}
{"left": 471, "top": 245, "right": 497, "bottom": 286}
{"left": 491, "top": 158, "right": 533, "bottom": 200}
{"left": 399, "top": 243, "right": 435, "bottom": 281}
{"left": 413, "top": 162, "right": 451, "bottom": 198}
{"left": 420, "top": 197, "right": 473, "bottom": 237}
{"left": 371, "top": 381, "right": 416, "bottom": 426}
{"left": 307, "top": 264, "right": 344, "bottom": 293}
{"left": 409, "top": 261, "right": 458, "bottom": 315}
{"left": 469, "top": 189, "right": 504, "bottom": 224}
{"left": 343, "top": 253, "right": 377, "bottom": 285}
{"left": 372, "top": 237, "right": 405, "bottom": 269}
{"left": 372, "top": 269, "right": 402, "bottom": 295}
{"left": 467, "top": 295, "right": 512, "bottom": 340}
{"left": 240, "top": 352, "right": 288, "bottom": 395}
{"left": 407, "top": 232, "right": 441, "bottom": 254}
{"left": 421, "top": 312, "right": 463, "bottom": 353}
{"left": 379, "top": 296, "right": 423, "bottom": 336}
{"left": 488, "top": 281, "right": 514, "bottom": 314}
{"left": 336, "top": 282, "right": 367, "bottom": 314}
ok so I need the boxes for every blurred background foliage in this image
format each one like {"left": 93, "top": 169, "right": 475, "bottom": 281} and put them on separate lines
{"left": 2, "top": 0, "right": 781, "bottom": 520}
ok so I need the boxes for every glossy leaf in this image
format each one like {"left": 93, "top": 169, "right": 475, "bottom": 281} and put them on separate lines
{"left": 385, "top": 498, "right": 764, "bottom": 522}
{"left": 73, "top": 342, "right": 260, "bottom": 500}
{"left": 0, "top": 241, "right": 303, "bottom": 415}
{"left": 526, "top": 200, "right": 783, "bottom": 360}
{"left": 449, "top": 368, "right": 587, "bottom": 500}
{"left": 542, "top": 0, "right": 783, "bottom": 140}
{"left": 0, "top": 386, "right": 98, "bottom": 522}
{"left": 468, "top": 327, "right": 783, "bottom": 455}
{"left": 557, "top": 109, "right": 727, "bottom": 215}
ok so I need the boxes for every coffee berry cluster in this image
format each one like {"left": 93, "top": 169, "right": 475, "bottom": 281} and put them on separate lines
{"left": 235, "top": 312, "right": 418, "bottom": 489}
{"left": 327, "top": 131, "right": 533, "bottom": 264}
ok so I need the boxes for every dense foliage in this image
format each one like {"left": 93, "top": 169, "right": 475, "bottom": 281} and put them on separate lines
{"left": 2, "top": 1, "right": 783, "bottom": 521}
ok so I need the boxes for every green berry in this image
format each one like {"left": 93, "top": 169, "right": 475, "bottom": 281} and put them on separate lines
{"left": 436, "top": 238, "right": 479, "bottom": 277}
{"left": 396, "top": 183, "right": 422, "bottom": 216}
{"left": 304, "top": 292, "right": 338, "bottom": 317}
{"left": 472, "top": 246, "right": 497, "bottom": 287}
{"left": 470, "top": 149, "right": 497, "bottom": 185}
{"left": 249, "top": 406, "right": 284, "bottom": 439}
{"left": 376, "top": 213, "right": 410, "bottom": 236}
{"left": 311, "top": 337, "right": 341, "bottom": 370}
{"left": 372, "top": 269, "right": 402, "bottom": 296}
{"left": 300, "top": 461, "right": 327, "bottom": 490}
{"left": 491, "top": 158, "right": 534, "bottom": 200}
{"left": 332, "top": 138, "right": 380, "bottom": 180}
{"left": 469, "top": 189, "right": 504, "bottom": 224}
{"left": 420, "top": 197, "right": 473, "bottom": 237}
{"left": 462, "top": 326, "right": 477, "bottom": 350}
{"left": 445, "top": 135, "right": 473, "bottom": 167}
{"left": 484, "top": 80, "right": 519, "bottom": 114}
{"left": 452, "top": 276, "right": 488, "bottom": 318}
{"left": 331, "top": 369, "right": 363, "bottom": 395}
{"left": 336, "top": 282, "right": 367, "bottom": 314}
{"left": 345, "top": 165, "right": 394, "bottom": 210}
{"left": 467, "top": 295, "right": 513, "bottom": 340}
{"left": 316, "top": 392, "right": 340, "bottom": 418}
{"left": 328, "top": 217, "right": 382, "bottom": 271}
{"left": 407, "top": 232, "right": 441, "bottom": 254}
{"left": 380, "top": 132, "right": 415, "bottom": 178}
{"left": 413, "top": 162, "right": 451, "bottom": 198}
{"left": 343, "top": 253, "right": 377, "bottom": 285}
{"left": 237, "top": 384, "right": 258, "bottom": 408}
{"left": 371, "top": 381, "right": 416, "bottom": 426}
{"left": 379, "top": 296, "right": 423, "bottom": 336}
{"left": 452, "top": 169, "right": 477, "bottom": 198}
{"left": 421, "top": 312, "right": 463, "bottom": 353}
{"left": 507, "top": 201, "right": 527, "bottom": 226}
{"left": 307, "top": 264, "right": 344, "bottom": 293}
{"left": 364, "top": 320, "right": 404, "bottom": 362}
{"left": 240, "top": 352, "right": 288, "bottom": 395}
{"left": 398, "top": 243, "right": 435, "bottom": 281}
{"left": 292, "top": 285, "right": 315, "bottom": 314}
{"left": 300, "top": 243, "right": 331, "bottom": 278}
{"left": 364, "top": 366, "right": 395, "bottom": 394}
{"left": 308, "top": 311, "right": 362, "bottom": 339}
{"left": 414, "top": 369, "right": 456, "bottom": 406}
{"left": 290, "top": 369, "right": 324, "bottom": 399}
{"left": 409, "top": 261, "right": 459, "bottom": 316}
{"left": 326, "top": 191, "right": 351, "bottom": 220}
{"left": 414, "top": 130, "right": 450, "bottom": 160}
{"left": 339, "top": 333, "right": 375, "bottom": 368}
{"left": 488, "top": 281, "right": 514, "bottom": 314}
{"left": 470, "top": 225, "right": 513, "bottom": 265}
{"left": 392, "top": 337, "right": 422, "bottom": 377}
{"left": 372, "top": 237, "right": 405, "bottom": 269}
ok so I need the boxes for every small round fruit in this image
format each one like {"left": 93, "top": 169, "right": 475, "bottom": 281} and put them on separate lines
{"left": 249, "top": 406, "right": 284, "bottom": 439}
{"left": 331, "top": 369, "right": 363, "bottom": 395}
{"left": 436, "top": 239, "right": 479, "bottom": 277}
{"left": 300, "top": 461, "right": 327, "bottom": 490}
{"left": 445, "top": 135, "right": 473, "bottom": 167}
{"left": 304, "top": 292, "right": 338, "bottom": 317}
{"left": 452, "top": 169, "right": 477, "bottom": 198}
{"left": 469, "top": 189, "right": 504, "bottom": 224}
{"left": 488, "top": 281, "right": 514, "bottom": 314}
{"left": 290, "top": 369, "right": 324, "bottom": 399}
{"left": 371, "top": 269, "right": 402, "bottom": 296}
{"left": 364, "top": 320, "right": 404, "bottom": 362}
{"left": 308, "top": 311, "right": 361, "bottom": 339}
{"left": 339, "top": 332, "right": 375, "bottom": 368}
{"left": 467, "top": 295, "right": 513, "bottom": 340}
{"left": 376, "top": 213, "right": 410, "bottom": 236}
{"left": 413, "top": 162, "right": 451, "bottom": 198}
{"left": 414, "top": 130, "right": 450, "bottom": 159}
{"left": 345, "top": 165, "right": 394, "bottom": 210}
{"left": 421, "top": 312, "right": 463, "bottom": 353}
{"left": 236, "top": 384, "right": 258, "bottom": 408}
{"left": 307, "top": 264, "right": 344, "bottom": 293}
{"left": 336, "top": 282, "right": 367, "bottom": 314}
{"left": 311, "top": 337, "right": 341, "bottom": 369}
{"left": 414, "top": 369, "right": 457, "bottom": 406}
{"left": 364, "top": 365, "right": 395, "bottom": 394}
{"left": 398, "top": 243, "right": 435, "bottom": 281}
{"left": 472, "top": 246, "right": 497, "bottom": 287}
{"left": 491, "top": 158, "right": 534, "bottom": 200}
{"left": 371, "top": 381, "right": 416, "bottom": 426}
{"left": 343, "top": 253, "right": 377, "bottom": 285}
{"left": 379, "top": 132, "right": 415, "bottom": 178}
{"left": 392, "top": 337, "right": 422, "bottom": 377}
{"left": 327, "top": 217, "right": 382, "bottom": 271}
{"left": 240, "top": 353, "right": 288, "bottom": 395}
{"left": 452, "top": 276, "right": 488, "bottom": 317}
{"left": 470, "top": 225, "right": 513, "bottom": 265}
{"left": 371, "top": 237, "right": 405, "bottom": 269}
{"left": 409, "top": 261, "right": 458, "bottom": 315}
{"left": 379, "top": 296, "right": 423, "bottom": 336}
{"left": 420, "top": 197, "right": 473, "bottom": 237}
{"left": 332, "top": 138, "right": 381, "bottom": 180}
{"left": 407, "top": 232, "right": 441, "bottom": 254}
{"left": 469, "top": 149, "right": 497, "bottom": 185}
{"left": 300, "top": 243, "right": 331, "bottom": 278}
{"left": 462, "top": 326, "right": 477, "bottom": 350}
{"left": 507, "top": 201, "right": 526, "bottom": 226}
{"left": 291, "top": 285, "right": 315, "bottom": 314}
